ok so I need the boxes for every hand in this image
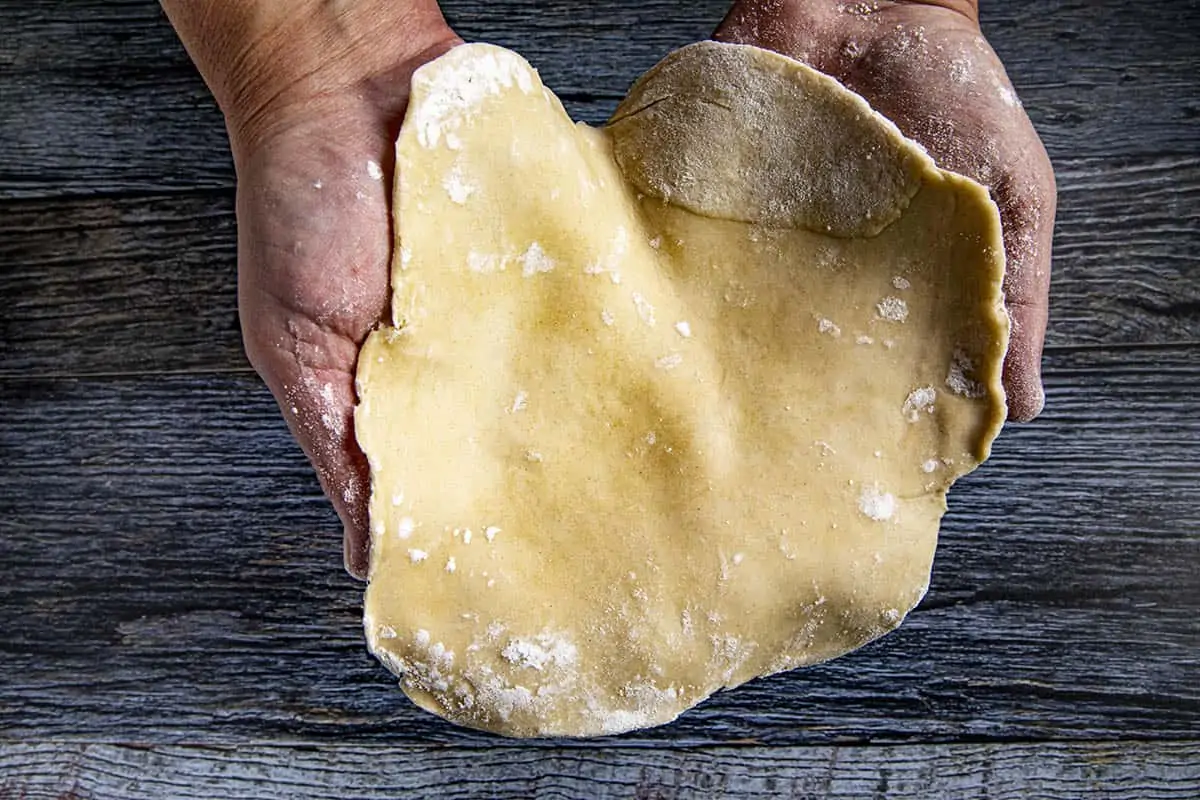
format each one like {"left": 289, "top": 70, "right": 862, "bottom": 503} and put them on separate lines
{"left": 163, "top": 1, "right": 461, "bottom": 578}
{"left": 715, "top": 0, "right": 1056, "bottom": 421}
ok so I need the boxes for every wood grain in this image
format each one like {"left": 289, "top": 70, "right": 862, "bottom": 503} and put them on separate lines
{"left": 2, "top": 0, "right": 1198, "bottom": 792}
{"left": 2, "top": 153, "right": 1197, "bottom": 379}
{"left": 1, "top": 0, "right": 1196, "bottom": 199}
{"left": 1, "top": 347, "right": 1196, "bottom": 745}
{"left": 2, "top": 740, "right": 1197, "bottom": 799}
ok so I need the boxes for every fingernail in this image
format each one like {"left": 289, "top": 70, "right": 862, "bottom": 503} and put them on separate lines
{"left": 343, "top": 526, "right": 368, "bottom": 582}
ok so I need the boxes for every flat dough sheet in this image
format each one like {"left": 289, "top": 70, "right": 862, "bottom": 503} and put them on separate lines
{"left": 356, "top": 42, "right": 1008, "bottom": 737}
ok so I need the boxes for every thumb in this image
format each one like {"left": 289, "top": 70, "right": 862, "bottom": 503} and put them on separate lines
{"left": 278, "top": 368, "right": 372, "bottom": 580}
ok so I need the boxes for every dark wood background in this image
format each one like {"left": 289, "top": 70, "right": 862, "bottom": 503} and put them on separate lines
{"left": 1, "top": 0, "right": 1197, "bottom": 797}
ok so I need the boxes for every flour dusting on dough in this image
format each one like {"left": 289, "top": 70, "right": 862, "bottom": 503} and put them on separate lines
{"left": 501, "top": 631, "right": 578, "bottom": 671}
{"left": 468, "top": 252, "right": 503, "bottom": 274}
{"left": 410, "top": 47, "right": 536, "bottom": 149}
{"left": 902, "top": 387, "right": 937, "bottom": 422}
{"left": 655, "top": 353, "right": 684, "bottom": 371}
{"left": 632, "top": 293, "right": 656, "bottom": 326}
{"left": 397, "top": 517, "right": 415, "bottom": 539}
{"left": 946, "top": 348, "right": 986, "bottom": 398}
{"left": 443, "top": 164, "right": 477, "bottom": 204}
{"left": 876, "top": 296, "right": 909, "bottom": 323}
{"left": 858, "top": 484, "right": 896, "bottom": 522}
{"left": 520, "top": 242, "right": 555, "bottom": 277}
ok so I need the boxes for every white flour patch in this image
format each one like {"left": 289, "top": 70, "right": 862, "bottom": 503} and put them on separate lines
{"left": 585, "top": 226, "right": 628, "bottom": 280}
{"left": 500, "top": 631, "right": 577, "bottom": 671}
{"left": 946, "top": 348, "right": 986, "bottom": 398}
{"left": 397, "top": 517, "right": 415, "bottom": 539}
{"left": 410, "top": 47, "right": 535, "bottom": 149}
{"left": 316, "top": 382, "right": 343, "bottom": 437}
{"left": 632, "top": 293, "right": 656, "bottom": 326}
{"left": 655, "top": 353, "right": 683, "bottom": 371}
{"left": 818, "top": 318, "right": 842, "bottom": 337}
{"left": 858, "top": 484, "right": 896, "bottom": 522}
{"left": 366, "top": 160, "right": 384, "bottom": 181}
{"left": 468, "top": 251, "right": 503, "bottom": 274}
{"left": 876, "top": 296, "right": 909, "bottom": 322}
{"left": 902, "top": 386, "right": 937, "bottom": 422}
{"left": 520, "top": 242, "right": 555, "bottom": 277}
{"left": 443, "top": 165, "right": 476, "bottom": 204}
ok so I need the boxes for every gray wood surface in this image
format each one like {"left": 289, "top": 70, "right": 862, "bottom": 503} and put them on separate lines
{"left": 2, "top": 741, "right": 1197, "bottom": 799}
{"left": 2, "top": 0, "right": 1197, "bottom": 199}
{"left": 1, "top": 0, "right": 1198, "bottom": 796}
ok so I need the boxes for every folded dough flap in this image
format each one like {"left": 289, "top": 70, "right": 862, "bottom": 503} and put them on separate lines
{"left": 608, "top": 41, "right": 930, "bottom": 238}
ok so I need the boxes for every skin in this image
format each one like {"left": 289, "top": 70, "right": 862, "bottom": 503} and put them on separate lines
{"left": 163, "top": 0, "right": 1055, "bottom": 579}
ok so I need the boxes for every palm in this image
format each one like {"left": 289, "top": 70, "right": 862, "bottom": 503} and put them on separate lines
{"left": 235, "top": 102, "right": 397, "bottom": 571}
{"left": 716, "top": 1, "right": 1056, "bottom": 421}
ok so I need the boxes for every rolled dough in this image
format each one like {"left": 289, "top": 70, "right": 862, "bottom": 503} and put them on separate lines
{"left": 355, "top": 42, "right": 1008, "bottom": 737}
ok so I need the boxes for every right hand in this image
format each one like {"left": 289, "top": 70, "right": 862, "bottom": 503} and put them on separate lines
{"left": 715, "top": 0, "right": 1057, "bottom": 422}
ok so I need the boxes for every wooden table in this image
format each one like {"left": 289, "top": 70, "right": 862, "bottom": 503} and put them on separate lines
{"left": 2, "top": 1, "right": 1197, "bottom": 797}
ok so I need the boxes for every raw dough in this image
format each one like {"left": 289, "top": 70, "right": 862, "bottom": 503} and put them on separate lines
{"left": 356, "top": 42, "right": 1008, "bottom": 737}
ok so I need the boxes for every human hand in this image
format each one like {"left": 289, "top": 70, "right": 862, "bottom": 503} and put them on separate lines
{"left": 715, "top": 0, "right": 1056, "bottom": 421}
{"left": 162, "top": 1, "right": 460, "bottom": 577}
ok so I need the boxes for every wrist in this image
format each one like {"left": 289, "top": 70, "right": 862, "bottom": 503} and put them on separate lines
{"left": 162, "top": 0, "right": 458, "bottom": 149}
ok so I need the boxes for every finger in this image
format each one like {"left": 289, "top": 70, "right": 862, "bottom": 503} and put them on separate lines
{"left": 1003, "top": 300, "right": 1049, "bottom": 421}
{"left": 242, "top": 310, "right": 374, "bottom": 581}
{"left": 990, "top": 137, "right": 1057, "bottom": 421}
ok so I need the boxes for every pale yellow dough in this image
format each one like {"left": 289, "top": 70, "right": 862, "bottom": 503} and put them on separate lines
{"left": 356, "top": 42, "right": 1008, "bottom": 737}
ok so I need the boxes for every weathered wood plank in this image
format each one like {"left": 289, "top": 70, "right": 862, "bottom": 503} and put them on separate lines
{"left": 2, "top": 153, "right": 1195, "bottom": 378}
{"left": 2, "top": 740, "right": 1198, "bottom": 799}
{"left": 0, "top": 0, "right": 1196, "bottom": 198}
{"left": 0, "top": 347, "right": 1196, "bottom": 745}
{"left": 0, "top": 189, "right": 243, "bottom": 376}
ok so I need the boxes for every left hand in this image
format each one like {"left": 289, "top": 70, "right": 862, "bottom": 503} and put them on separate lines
{"left": 162, "top": 0, "right": 461, "bottom": 578}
